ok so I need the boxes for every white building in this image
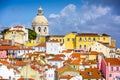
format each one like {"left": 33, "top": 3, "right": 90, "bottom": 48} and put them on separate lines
{"left": 88, "top": 41, "right": 116, "bottom": 57}
{"left": 32, "top": 7, "right": 49, "bottom": 37}
{"left": 0, "top": 64, "right": 15, "bottom": 80}
{"left": 46, "top": 40, "right": 61, "bottom": 54}
{"left": 34, "top": 43, "right": 46, "bottom": 52}
{"left": 47, "top": 57, "right": 64, "bottom": 68}
{"left": 45, "top": 66, "right": 56, "bottom": 80}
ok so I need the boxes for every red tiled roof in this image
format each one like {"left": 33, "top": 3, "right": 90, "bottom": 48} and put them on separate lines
{"left": 89, "top": 51, "right": 103, "bottom": 55}
{"left": 70, "top": 59, "right": 81, "bottom": 65}
{"left": 80, "top": 67, "right": 103, "bottom": 79}
{"left": 0, "top": 46, "right": 34, "bottom": 50}
{"left": 13, "top": 26, "right": 24, "bottom": 28}
{"left": 14, "top": 60, "right": 27, "bottom": 66}
{"left": 48, "top": 40, "right": 59, "bottom": 42}
{"left": 108, "top": 46, "right": 116, "bottom": 48}
{"left": 36, "top": 43, "right": 46, "bottom": 47}
{"left": 71, "top": 53, "right": 80, "bottom": 58}
{"left": 101, "top": 33, "right": 110, "bottom": 36}
{"left": 18, "top": 78, "right": 34, "bottom": 80}
{"left": 62, "top": 50, "right": 72, "bottom": 53}
{"left": 97, "top": 41, "right": 109, "bottom": 45}
{"left": 60, "top": 75, "right": 73, "bottom": 79}
{"left": 8, "top": 30, "right": 24, "bottom": 32}
{"left": 0, "top": 60, "right": 9, "bottom": 64}
{"left": 56, "top": 66, "right": 68, "bottom": 72}
{"left": 104, "top": 58, "right": 120, "bottom": 66}
{"left": 31, "top": 65, "right": 41, "bottom": 72}
{"left": 77, "top": 33, "right": 99, "bottom": 36}
{"left": 55, "top": 54, "right": 65, "bottom": 57}
{"left": 48, "top": 57, "right": 63, "bottom": 61}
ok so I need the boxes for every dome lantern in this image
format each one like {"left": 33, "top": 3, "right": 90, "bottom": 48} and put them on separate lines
{"left": 38, "top": 7, "right": 43, "bottom": 15}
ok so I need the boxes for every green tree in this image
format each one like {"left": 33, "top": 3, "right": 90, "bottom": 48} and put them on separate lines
{"left": 27, "top": 28, "right": 37, "bottom": 40}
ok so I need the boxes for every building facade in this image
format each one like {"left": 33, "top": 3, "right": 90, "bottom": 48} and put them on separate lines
{"left": 32, "top": 7, "right": 49, "bottom": 37}
{"left": 4, "top": 26, "right": 28, "bottom": 44}
{"left": 99, "top": 58, "right": 120, "bottom": 80}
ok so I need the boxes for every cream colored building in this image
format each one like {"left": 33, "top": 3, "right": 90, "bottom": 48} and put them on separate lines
{"left": 32, "top": 7, "right": 49, "bottom": 37}
{"left": 4, "top": 26, "right": 28, "bottom": 44}
{"left": 88, "top": 41, "right": 116, "bottom": 57}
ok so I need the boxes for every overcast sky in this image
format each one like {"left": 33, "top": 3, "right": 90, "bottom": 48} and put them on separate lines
{"left": 0, "top": 0, "right": 120, "bottom": 48}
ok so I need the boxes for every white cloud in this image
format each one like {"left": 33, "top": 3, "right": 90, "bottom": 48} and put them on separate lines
{"left": 49, "top": 14, "right": 60, "bottom": 18}
{"left": 48, "top": 4, "right": 120, "bottom": 36}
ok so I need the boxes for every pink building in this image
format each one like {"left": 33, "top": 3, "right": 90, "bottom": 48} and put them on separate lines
{"left": 0, "top": 51, "right": 7, "bottom": 58}
{"left": 99, "top": 58, "right": 120, "bottom": 80}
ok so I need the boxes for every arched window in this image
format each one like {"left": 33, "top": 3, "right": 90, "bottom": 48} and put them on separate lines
{"left": 44, "top": 27, "right": 46, "bottom": 32}
{"left": 38, "top": 27, "right": 41, "bottom": 32}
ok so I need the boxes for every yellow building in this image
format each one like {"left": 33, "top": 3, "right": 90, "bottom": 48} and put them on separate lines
{"left": 51, "top": 32, "right": 112, "bottom": 50}
{"left": 64, "top": 32, "right": 77, "bottom": 49}
{"left": 76, "top": 33, "right": 99, "bottom": 49}
{"left": 47, "top": 35, "right": 64, "bottom": 44}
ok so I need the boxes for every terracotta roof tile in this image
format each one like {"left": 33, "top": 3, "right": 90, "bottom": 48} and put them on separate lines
{"left": 80, "top": 67, "right": 103, "bottom": 79}
{"left": 0, "top": 60, "right": 9, "bottom": 64}
{"left": 108, "top": 46, "right": 116, "bottom": 48}
{"left": 18, "top": 78, "right": 34, "bottom": 80}
{"left": 60, "top": 75, "right": 73, "bottom": 79}
{"left": 31, "top": 65, "right": 41, "bottom": 72}
{"left": 36, "top": 43, "right": 46, "bottom": 47}
{"left": 13, "top": 26, "right": 24, "bottom": 28}
{"left": 71, "top": 53, "right": 80, "bottom": 58}
{"left": 97, "top": 41, "right": 109, "bottom": 45}
{"left": 48, "top": 40, "right": 59, "bottom": 42}
{"left": 56, "top": 66, "right": 68, "bottom": 72}
{"left": 8, "top": 30, "right": 24, "bottom": 32}
{"left": 14, "top": 60, "right": 27, "bottom": 66}
{"left": 48, "top": 57, "right": 63, "bottom": 61}
{"left": 55, "top": 54, "right": 65, "bottom": 57}
{"left": 62, "top": 50, "right": 72, "bottom": 53}
{"left": 104, "top": 58, "right": 120, "bottom": 66}
{"left": 89, "top": 51, "right": 103, "bottom": 55}
{"left": 70, "top": 59, "right": 81, "bottom": 65}
{"left": 77, "top": 33, "right": 99, "bottom": 36}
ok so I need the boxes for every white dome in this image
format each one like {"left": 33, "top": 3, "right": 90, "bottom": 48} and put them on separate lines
{"left": 32, "top": 8, "right": 48, "bottom": 26}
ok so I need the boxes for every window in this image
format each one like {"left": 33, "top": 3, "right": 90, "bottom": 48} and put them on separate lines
{"left": 98, "top": 37, "right": 100, "bottom": 40}
{"left": 73, "top": 65, "right": 76, "bottom": 69}
{"left": 59, "top": 39, "right": 61, "bottom": 42}
{"left": 79, "top": 38, "right": 82, "bottom": 41}
{"left": 103, "top": 37, "right": 106, "bottom": 40}
{"left": 80, "top": 45, "right": 82, "bottom": 48}
{"left": 88, "top": 37, "right": 91, "bottom": 41}
{"left": 72, "top": 38, "right": 74, "bottom": 42}
{"left": 67, "top": 38, "right": 70, "bottom": 41}
{"left": 44, "top": 27, "right": 46, "bottom": 32}
{"left": 111, "top": 67, "right": 113, "bottom": 71}
{"left": 117, "top": 67, "right": 119, "bottom": 71}
{"left": 93, "top": 38, "right": 96, "bottom": 41}
{"left": 84, "top": 45, "right": 86, "bottom": 49}
{"left": 109, "top": 74, "right": 112, "bottom": 77}
{"left": 38, "top": 27, "right": 41, "bottom": 32}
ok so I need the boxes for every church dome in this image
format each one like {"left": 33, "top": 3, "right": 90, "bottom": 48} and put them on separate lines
{"left": 32, "top": 7, "right": 48, "bottom": 26}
